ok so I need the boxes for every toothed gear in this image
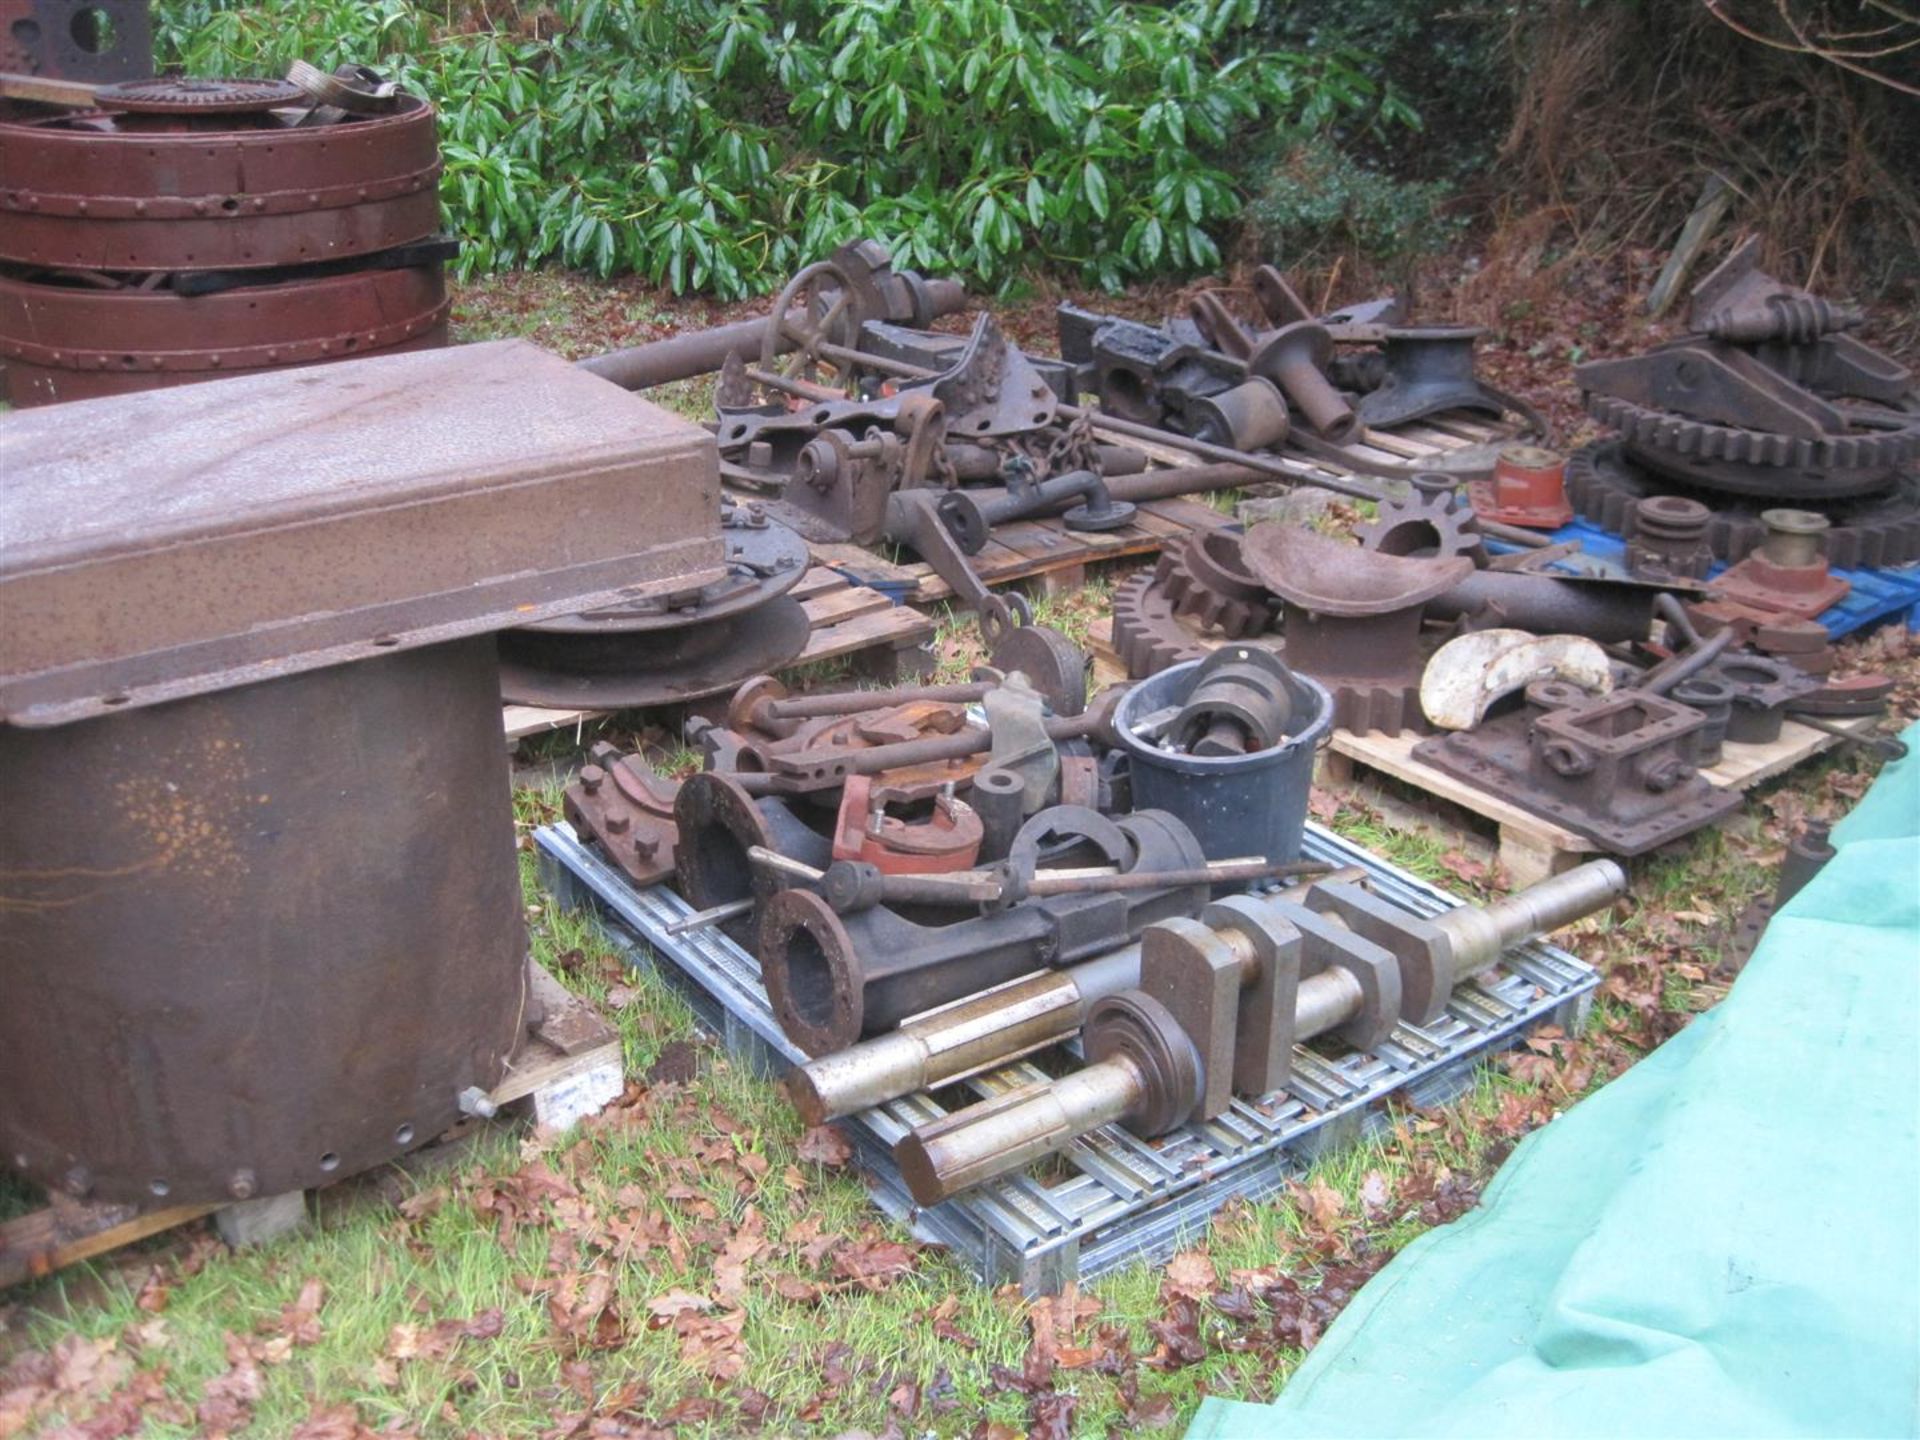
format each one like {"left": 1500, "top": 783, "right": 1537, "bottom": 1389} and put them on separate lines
{"left": 1356, "top": 489, "right": 1488, "bottom": 566}
{"left": 1583, "top": 391, "right": 1920, "bottom": 499}
{"left": 1565, "top": 440, "right": 1920, "bottom": 569}
{"left": 1110, "top": 569, "right": 1213, "bottom": 677}
{"left": 1150, "top": 529, "right": 1277, "bottom": 639}
{"left": 95, "top": 77, "right": 307, "bottom": 114}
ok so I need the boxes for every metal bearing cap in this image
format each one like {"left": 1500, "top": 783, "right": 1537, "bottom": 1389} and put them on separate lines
{"left": 1082, "top": 992, "right": 1204, "bottom": 1138}
{"left": 1152, "top": 528, "right": 1278, "bottom": 639}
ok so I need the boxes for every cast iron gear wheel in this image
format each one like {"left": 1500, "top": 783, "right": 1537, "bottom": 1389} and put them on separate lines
{"left": 94, "top": 77, "right": 307, "bottom": 114}
{"left": 1356, "top": 489, "right": 1488, "bottom": 567}
{"left": 1584, "top": 391, "right": 1920, "bottom": 500}
{"left": 1150, "top": 529, "right": 1278, "bottom": 639}
{"left": 1565, "top": 440, "right": 1920, "bottom": 570}
{"left": 1110, "top": 568, "right": 1212, "bottom": 677}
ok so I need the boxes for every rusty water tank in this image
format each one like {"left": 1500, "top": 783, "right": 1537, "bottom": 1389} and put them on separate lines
{"left": 0, "top": 340, "right": 724, "bottom": 1207}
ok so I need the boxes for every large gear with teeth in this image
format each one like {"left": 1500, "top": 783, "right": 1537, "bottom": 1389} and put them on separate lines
{"left": 1110, "top": 569, "right": 1212, "bottom": 677}
{"left": 1566, "top": 440, "right": 1920, "bottom": 569}
{"left": 1584, "top": 391, "right": 1920, "bottom": 499}
{"left": 1150, "top": 529, "right": 1278, "bottom": 639}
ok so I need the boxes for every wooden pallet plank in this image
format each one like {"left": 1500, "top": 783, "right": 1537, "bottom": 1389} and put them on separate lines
{"left": 1, "top": 1202, "right": 221, "bottom": 1290}
{"left": 802, "top": 583, "right": 893, "bottom": 626}
{"left": 795, "top": 602, "right": 933, "bottom": 667}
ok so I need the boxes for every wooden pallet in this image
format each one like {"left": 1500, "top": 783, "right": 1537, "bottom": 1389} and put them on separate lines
{"left": 0, "top": 963, "right": 623, "bottom": 1290}
{"left": 503, "top": 566, "right": 937, "bottom": 741}
{"left": 1319, "top": 718, "right": 1875, "bottom": 888}
{"left": 810, "top": 493, "right": 1233, "bottom": 605}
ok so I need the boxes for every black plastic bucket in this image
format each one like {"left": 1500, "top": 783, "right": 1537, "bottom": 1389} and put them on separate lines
{"left": 1112, "top": 654, "right": 1332, "bottom": 862}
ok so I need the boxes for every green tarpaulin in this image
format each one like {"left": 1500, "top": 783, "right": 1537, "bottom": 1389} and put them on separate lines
{"left": 1190, "top": 723, "right": 1920, "bottom": 1440}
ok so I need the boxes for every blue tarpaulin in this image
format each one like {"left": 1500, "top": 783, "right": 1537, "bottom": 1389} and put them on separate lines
{"left": 1190, "top": 724, "right": 1920, "bottom": 1439}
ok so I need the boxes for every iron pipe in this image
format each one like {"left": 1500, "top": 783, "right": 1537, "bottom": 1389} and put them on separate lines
{"left": 577, "top": 278, "right": 968, "bottom": 391}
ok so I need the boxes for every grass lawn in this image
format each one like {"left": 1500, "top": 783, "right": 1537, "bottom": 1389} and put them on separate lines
{"left": 2, "top": 271, "right": 1914, "bottom": 1439}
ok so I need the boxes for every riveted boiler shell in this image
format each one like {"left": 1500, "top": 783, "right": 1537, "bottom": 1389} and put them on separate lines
{"left": 0, "top": 637, "right": 526, "bottom": 1207}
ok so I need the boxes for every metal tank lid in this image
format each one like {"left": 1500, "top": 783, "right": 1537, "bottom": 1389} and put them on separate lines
{"left": 0, "top": 339, "right": 724, "bottom": 726}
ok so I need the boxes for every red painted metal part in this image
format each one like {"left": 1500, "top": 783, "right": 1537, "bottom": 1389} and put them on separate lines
{"left": 1468, "top": 444, "right": 1573, "bottom": 529}
{"left": 831, "top": 774, "right": 984, "bottom": 873}
{"left": 0, "top": 94, "right": 441, "bottom": 271}
{"left": 0, "top": 262, "right": 449, "bottom": 406}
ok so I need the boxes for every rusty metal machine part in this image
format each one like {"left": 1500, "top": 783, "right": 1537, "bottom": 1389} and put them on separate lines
{"left": 0, "top": 342, "right": 726, "bottom": 1207}
{"left": 0, "top": 340, "right": 723, "bottom": 726}
{"left": 1576, "top": 239, "right": 1918, "bottom": 499}
{"left": 579, "top": 245, "right": 966, "bottom": 393}
{"left": 1414, "top": 688, "right": 1742, "bottom": 853}
{"left": 1347, "top": 326, "right": 1502, "bottom": 430}
{"left": 1109, "top": 567, "right": 1216, "bottom": 677}
{"left": 565, "top": 744, "right": 682, "bottom": 886}
{"left": 1151, "top": 528, "right": 1278, "bottom": 639}
{"left": 831, "top": 775, "right": 983, "bottom": 873}
{"left": 756, "top": 807, "right": 1212, "bottom": 1054}
{"left": 497, "top": 503, "right": 809, "bottom": 708}
{"left": 1168, "top": 645, "right": 1295, "bottom": 756}
{"left": 94, "top": 75, "right": 305, "bottom": 113}
{"left": 1244, "top": 524, "right": 1472, "bottom": 736}
{"left": 1725, "top": 820, "right": 1838, "bottom": 968}
{"left": 1467, "top": 445, "right": 1572, "bottom": 530}
{"left": 1670, "top": 675, "right": 1735, "bottom": 766}
{"left": 1565, "top": 440, "right": 1920, "bottom": 569}
{"left": 1427, "top": 568, "right": 1665, "bottom": 644}
{"left": 896, "top": 861, "right": 1626, "bottom": 1204}
{"left": 671, "top": 770, "right": 836, "bottom": 928}
{"left": 1, "top": 639, "right": 525, "bottom": 1207}
{"left": 1704, "top": 508, "right": 1850, "bottom": 620}
{"left": 1701, "top": 652, "right": 1821, "bottom": 744}
{"left": 1184, "top": 377, "right": 1291, "bottom": 451}
{"left": 1627, "top": 494, "right": 1715, "bottom": 580}
{"left": 0, "top": 90, "right": 442, "bottom": 272}
{"left": 0, "top": 261, "right": 449, "bottom": 406}
{"left": 1, "top": 0, "right": 151, "bottom": 81}
{"left": 1357, "top": 478, "right": 1489, "bottom": 566}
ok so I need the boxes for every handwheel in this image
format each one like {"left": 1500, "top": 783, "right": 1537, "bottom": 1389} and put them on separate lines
{"left": 761, "top": 259, "right": 871, "bottom": 390}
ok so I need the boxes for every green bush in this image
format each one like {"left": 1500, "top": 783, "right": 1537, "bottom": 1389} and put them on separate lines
{"left": 154, "top": 0, "right": 1413, "bottom": 297}
{"left": 1246, "top": 134, "right": 1462, "bottom": 271}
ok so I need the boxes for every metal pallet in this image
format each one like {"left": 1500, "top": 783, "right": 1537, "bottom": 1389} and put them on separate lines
{"left": 535, "top": 821, "right": 1598, "bottom": 1294}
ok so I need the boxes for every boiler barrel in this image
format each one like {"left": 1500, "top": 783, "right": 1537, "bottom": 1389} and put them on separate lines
{"left": 0, "top": 637, "right": 526, "bottom": 1207}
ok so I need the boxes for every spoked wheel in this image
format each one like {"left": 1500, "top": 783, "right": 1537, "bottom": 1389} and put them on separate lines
{"left": 760, "top": 259, "right": 871, "bottom": 391}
